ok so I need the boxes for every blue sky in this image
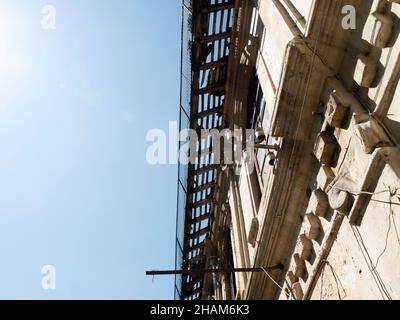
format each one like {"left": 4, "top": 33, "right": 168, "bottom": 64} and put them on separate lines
{"left": 0, "top": 0, "right": 181, "bottom": 299}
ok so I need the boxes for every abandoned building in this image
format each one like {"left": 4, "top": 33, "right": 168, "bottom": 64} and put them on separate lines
{"left": 174, "top": 0, "right": 400, "bottom": 300}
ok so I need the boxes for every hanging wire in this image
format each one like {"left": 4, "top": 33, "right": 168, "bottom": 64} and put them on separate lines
{"left": 320, "top": 260, "right": 347, "bottom": 300}
{"left": 331, "top": 186, "right": 399, "bottom": 197}
{"left": 351, "top": 226, "right": 393, "bottom": 300}
{"left": 330, "top": 186, "right": 400, "bottom": 206}
{"left": 320, "top": 261, "right": 325, "bottom": 300}
{"left": 284, "top": 279, "right": 297, "bottom": 301}
{"left": 390, "top": 198, "right": 400, "bottom": 245}
{"left": 261, "top": 267, "right": 285, "bottom": 292}
{"left": 373, "top": 187, "right": 400, "bottom": 271}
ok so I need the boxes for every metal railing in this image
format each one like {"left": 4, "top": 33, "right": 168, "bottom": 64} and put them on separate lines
{"left": 175, "top": 0, "right": 235, "bottom": 300}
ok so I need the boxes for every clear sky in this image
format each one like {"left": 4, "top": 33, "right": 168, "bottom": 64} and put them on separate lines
{"left": 0, "top": 0, "right": 180, "bottom": 299}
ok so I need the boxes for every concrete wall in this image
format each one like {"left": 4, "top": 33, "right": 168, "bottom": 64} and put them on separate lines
{"left": 289, "top": 0, "right": 312, "bottom": 20}
{"left": 280, "top": 0, "right": 400, "bottom": 300}
{"left": 227, "top": 0, "right": 400, "bottom": 300}
{"left": 258, "top": 0, "right": 294, "bottom": 91}
{"left": 312, "top": 172, "right": 400, "bottom": 300}
{"left": 312, "top": 0, "right": 400, "bottom": 300}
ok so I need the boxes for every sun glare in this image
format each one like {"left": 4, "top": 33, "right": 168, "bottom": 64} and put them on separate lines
{"left": 0, "top": 6, "right": 31, "bottom": 84}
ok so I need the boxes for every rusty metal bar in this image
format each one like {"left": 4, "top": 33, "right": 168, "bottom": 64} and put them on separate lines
{"left": 147, "top": 264, "right": 284, "bottom": 276}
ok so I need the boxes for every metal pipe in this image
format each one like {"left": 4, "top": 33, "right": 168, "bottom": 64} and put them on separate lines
{"left": 146, "top": 264, "right": 284, "bottom": 276}
{"left": 255, "top": 144, "right": 279, "bottom": 151}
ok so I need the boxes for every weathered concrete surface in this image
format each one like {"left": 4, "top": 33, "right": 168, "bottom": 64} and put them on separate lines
{"left": 212, "top": 0, "right": 400, "bottom": 300}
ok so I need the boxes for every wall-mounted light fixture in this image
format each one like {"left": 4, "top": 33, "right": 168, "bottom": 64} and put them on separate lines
{"left": 254, "top": 128, "right": 279, "bottom": 166}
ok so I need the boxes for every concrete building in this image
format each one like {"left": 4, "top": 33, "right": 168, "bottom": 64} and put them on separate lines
{"left": 175, "top": 0, "right": 400, "bottom": 300}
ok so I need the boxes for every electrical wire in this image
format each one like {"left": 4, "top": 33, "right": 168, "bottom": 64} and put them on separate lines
{"left": 351, "top": 226, "right": 393, "bottom": 300}
{"left": 330, "top": 186, "right": 400, "bottom": 206}
{"left": 374, "top": 189, "right": 400, "bottom": 270}
{"left": 391, "top": 200, "right": 400, "bottom": 245}
{"left": 321, "top": 260, "right": 347, "bottom": 300}
{"left": 261, "top": 267, "right": 285, "bottom": 292}
{"left": 373, "top": 202, "right": 392, "bottom": 272}
{"left": 339, "top": 184, "right": 398, "bottom": 300}
{"left": 331, "top": 186, "right": 399, "bottom": 197}
{"left": 320, "top": 261, "right": 325, "bottom": 300}
{"left": 284, "top": 279, "right": 297, "bottom": 301}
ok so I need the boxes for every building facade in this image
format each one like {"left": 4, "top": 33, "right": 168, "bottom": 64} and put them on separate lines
{"left": 175, "top": 0, "right": 400, "bottom": 300}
